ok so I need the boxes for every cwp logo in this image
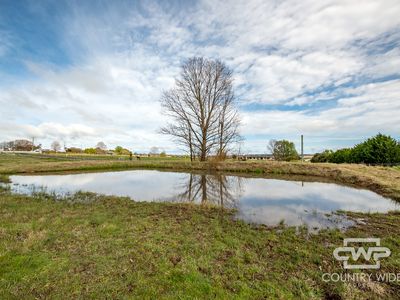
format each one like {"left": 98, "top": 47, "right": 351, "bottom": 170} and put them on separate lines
{"left": 333, "top": 238, "right": 391, "bottom": 269}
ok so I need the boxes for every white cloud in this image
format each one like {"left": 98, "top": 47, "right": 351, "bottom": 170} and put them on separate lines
{"left": 0, "top": 57, "right": 174, "bottom": 151}
{"left": 26, "top": 123, "right": 96, "bottom": 140}
{"left": 240, "top": 79, "right": 400, "bottom": 152}
{"left": 0, "top": 0, "right": 399, "bottom": 152}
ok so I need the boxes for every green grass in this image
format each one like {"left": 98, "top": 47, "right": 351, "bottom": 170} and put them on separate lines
{"left": 1, "top": 189, "right": 400, "bottom": 299}
{"left": 1, "top": 154, "right": 400, "bottom": 298}
{"left": 0, "top": 174, "right": 10, "bottom": 183}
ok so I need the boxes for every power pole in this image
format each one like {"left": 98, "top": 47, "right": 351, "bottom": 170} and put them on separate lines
{"left": 301, "top": 135, "right": 304, "bottom": 162}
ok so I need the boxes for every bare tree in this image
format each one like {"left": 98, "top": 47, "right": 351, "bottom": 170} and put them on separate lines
{"left": 149, "top": 146, "right": 160, "bottom": 155}
{"left": 174, "top": 173, "right": 242, "bottom": 209}
{"left": 161, "top": 120, "right": 195, "bottom": 160}
{"left": 268, "top": 139, "right": 277, "bottom": 154}
{"left": 13, "top": 139, "right": 34, "bottom": 151}
{"left": 160, "top": 57, "right": 241, "bottom": 161}
{"left": 51, "top": 141, "right": 61, "bottom": 152}
{"left": 96, "top": 141, "right": 107, "bottom": 151}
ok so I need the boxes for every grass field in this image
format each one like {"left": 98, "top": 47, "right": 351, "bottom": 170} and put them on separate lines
{"left": 1, "top": 154, "right": 400, "bottom": 299}
{"left": 1, "top": 189, "right": 400, "bottom": 299}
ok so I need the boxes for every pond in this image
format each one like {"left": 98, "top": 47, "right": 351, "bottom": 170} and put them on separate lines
{"left": 8, "top": 170, "right": 399, "bottom": 231}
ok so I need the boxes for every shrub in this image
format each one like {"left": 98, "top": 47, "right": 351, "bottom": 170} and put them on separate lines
{"left": 115, "top": 146, "right": 123, "bottom": 155}
{"left": 329, "top": 148, "right": 352, "bottom": 163}
{"left": 311, "top": 150, "right": 333, "bottom": 163}
{"left": 95, "top": 148, "right": 107, "bottom": 154}
{"left": 115, "top": 146, "right": 131, "bottom": 155}
{"left": 84, "top": 148, "right": 96, "bottom": 154}
{"left": 351, "top": 133, "right": 400, "bottom": 164}
{"left": 66, "top": 147, "right": 83, "bottom": 153}
{"left": 310, "top": 134, "right": 400, "bottom": 165}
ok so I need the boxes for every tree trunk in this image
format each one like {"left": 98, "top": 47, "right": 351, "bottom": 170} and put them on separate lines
{"left": 188, "top": 174, "right": 193, "bottom": 201}
{"left": 201, "top": 175, "right": 207, "bottom": 204}
{"left": 200, "top": 147, "right": 207, "bottom": 161}
{"left": 189, "top": 126, "right": 194, "bottom": 162}
{"left": 200, "top": 133, "right": 207, "bottom": 161}
{"left": 218, "top": 121, "right": 224, "bottom": 158}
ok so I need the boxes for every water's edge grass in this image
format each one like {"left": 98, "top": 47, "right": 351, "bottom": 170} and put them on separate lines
{"left": 1, "top": 188, "right": 400, "bottom": 299}
{"left": 0, "top": 174, "right": 11, "bottom": 183}
{"left": 1, "top": 155, "right": 400, "bottom": 298}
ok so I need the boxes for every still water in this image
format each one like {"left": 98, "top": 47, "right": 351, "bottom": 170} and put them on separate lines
{"left": 8, "top": 170, "right": 399, "bottom": 230}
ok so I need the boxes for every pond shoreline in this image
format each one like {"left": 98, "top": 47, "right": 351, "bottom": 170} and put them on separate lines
{"left": 9, "top": 169, "right": 397, "bottom": 230}
{"left": 1, "top": 154, "right": 400, "bottom": 201}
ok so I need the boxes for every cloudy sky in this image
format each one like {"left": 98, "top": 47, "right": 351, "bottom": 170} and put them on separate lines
{"left": 1, "top": 0, "right": 399, "bottom": 153}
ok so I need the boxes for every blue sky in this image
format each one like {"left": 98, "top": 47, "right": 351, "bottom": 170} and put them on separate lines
{"left": 1, "top": 0, "right": 399, "bottom": 153}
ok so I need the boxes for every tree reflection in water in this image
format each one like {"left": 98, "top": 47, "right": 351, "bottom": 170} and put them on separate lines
{"left": 174, "top": 173, "right": 243, "bottom": 209}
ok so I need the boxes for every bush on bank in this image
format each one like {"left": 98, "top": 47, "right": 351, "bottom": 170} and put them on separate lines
{"left": 311, "top": 134, "right": 400, "bottom": 165}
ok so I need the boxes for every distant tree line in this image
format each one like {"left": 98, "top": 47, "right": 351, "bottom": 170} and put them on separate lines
{"left": 0, "top": 139, "right": 41, "bottom": 151}
{"left": 1, "top": 139, "right": 167, "bottom": 158}
{"left": 311, "top": 134, "right": 400, "bottom": 165}
{"left": 65, "top": 142, "right": 132, "bottom": 155}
